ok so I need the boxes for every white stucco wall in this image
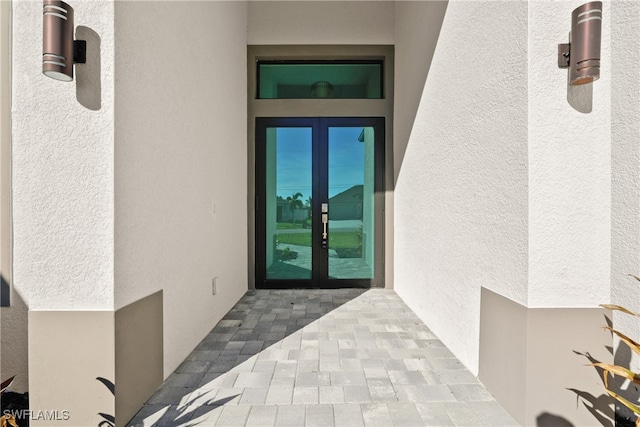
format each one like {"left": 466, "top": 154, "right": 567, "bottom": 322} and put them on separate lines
{"left": 0, "top": 0, "right": 27, "bottom": 393}
{"left": 6, "top": 0, "right": 634, "bottom": 406}
{"left": 12, "top": 0, "right": 115, "bottom": 310}
{"left": 114, "top": 1, "right": 248, "bottom": 376}
{"left": 248, "top": 1, "right": 393, "bottom": 45}
{"left": 8, "top": 0, "right": 115, "bottom": 392}
{"left": 393, "top": 1, "right": 447, "bottom": 182}
{"left": 528, "top": 0, "right": 611, "bottom": 307}
{"left": 394, "top": 0, "right": 529, "bottom": 374}
{"left": 610, "top": 1, "right": 640, "bottom": 379}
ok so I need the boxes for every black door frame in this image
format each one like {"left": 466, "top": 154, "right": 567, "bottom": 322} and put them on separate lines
{"left": 255, "top": 117, "right": 385, "bottom": 289}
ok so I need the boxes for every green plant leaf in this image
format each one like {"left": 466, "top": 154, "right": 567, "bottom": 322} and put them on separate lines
{"left": 604, "top": 326, "right": 640, "bottom": 357}
{"left": 591, "top": 363, "right": 640, "bottom": 387}
{"left": 600, "top": 304, "right": 640, "bottom": 318}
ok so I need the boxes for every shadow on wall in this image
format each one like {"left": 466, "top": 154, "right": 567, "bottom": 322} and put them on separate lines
{"left": 536, "top": 353, "right": 614, "bottom": 427}
{"left": 97, "top": 377, "right": 115, "bottom": 427}
{"left": 393, "top": 0, "right": 448, "bottom": 184}
{"left": 611, "top": 340, "right": 640, "bottom": 426}
{"left": 535, "top": 312, "right": 640, "bottom": 427}
{"left": 0, "top": 279, "right": 29, "bottom": 393}
{"left": 75, "top": 26, "right": 101, "bottom": 111}
{"left": 536, "top": 352, "right": 614, "bottom": 427}
{"left": 1, "top": 274, "right": 8, "bottom": 307}
{"left": 536, "top": 412, "right": 575, "bottom": 427}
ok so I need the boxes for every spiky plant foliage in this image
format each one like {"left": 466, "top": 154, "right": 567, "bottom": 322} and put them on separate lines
{"left": 0, "top": 376, "right": 18, "bottom": 427}
{"left": 0, "top": 415, "right": 18, "bottom": 427}
{"left": 592, "top": 275, "right": 640, "bottom": 426}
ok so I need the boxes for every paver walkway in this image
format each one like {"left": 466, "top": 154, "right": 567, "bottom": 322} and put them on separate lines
{"left": 128, "top": 289, "right": 519, "bottom": 426}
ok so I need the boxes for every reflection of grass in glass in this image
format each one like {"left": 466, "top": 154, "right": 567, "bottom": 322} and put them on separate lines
{"left": 330, "top": 232, "right": 360, "bottom": 249}
{"left": 277, "top": 233, "right": 311, "bottom": 247}
{"left": 276, "top": 222, "right": 303, "bottom": 230}
{"left": 277, "top": 231, "right": 358, "bottom": 249}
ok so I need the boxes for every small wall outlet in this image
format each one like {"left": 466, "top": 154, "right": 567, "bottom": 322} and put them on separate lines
{"left": 212, "top": 277, "right": 217, "bottom": 295}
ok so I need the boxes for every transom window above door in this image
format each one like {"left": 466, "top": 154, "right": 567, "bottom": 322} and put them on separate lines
{"left": 257, "top": 61, "right": 383, "bottom": 99}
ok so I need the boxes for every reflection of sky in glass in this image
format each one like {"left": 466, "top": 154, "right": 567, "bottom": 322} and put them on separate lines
{"left": 329, "top": 127, "right": 365, "bottom": 198}
{"left": 276, "top": 128, "right": 312, "bottom": 200}
{"left": 276, "top": 127, "right": 365, "bottom": 200}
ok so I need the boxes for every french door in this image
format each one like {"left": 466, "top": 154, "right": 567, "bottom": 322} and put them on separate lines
{"left": 256, "top": 117, "right": 384, "bottom": 288}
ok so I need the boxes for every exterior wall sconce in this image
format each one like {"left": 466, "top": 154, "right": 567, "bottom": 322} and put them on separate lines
{"left": 311, "top": 81, "right": 334, "bottom": 98}
{"left": 42, "top": 0, "right": 86, "bottom": 82}
{"left": 558, "top": 1, "right": 602, "bottom": 86}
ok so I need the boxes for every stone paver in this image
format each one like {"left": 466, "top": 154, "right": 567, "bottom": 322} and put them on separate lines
{"left": 127, "top": 289, "right": 519, "bottom": 426}
{"left": 246, "top": 405, "right": 277, "bottom": 426}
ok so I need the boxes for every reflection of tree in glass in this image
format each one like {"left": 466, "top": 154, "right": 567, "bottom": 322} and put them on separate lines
{"left": 286, "top": 192, "right": 304, "bottom": 224}
{"left": 306, "top": 196, "right": 313, "bottom": 220}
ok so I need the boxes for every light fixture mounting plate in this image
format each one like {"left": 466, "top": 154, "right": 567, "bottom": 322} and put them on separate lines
{"left": 558, "top": 43, "right": 570, "bottom": 68}
{"left": 74, "top": 40, "right": 86, "bottom": 64}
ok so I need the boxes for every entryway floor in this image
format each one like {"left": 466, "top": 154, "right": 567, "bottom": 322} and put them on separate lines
{"left": 127, "top": 289, "right": 519, "bottom": 426}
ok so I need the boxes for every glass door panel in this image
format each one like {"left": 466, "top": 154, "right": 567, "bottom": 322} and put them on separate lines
{"left": 256, "top": 118, "right": 383, "bottom": 288}
{"left": 328, "top": 127, "right": 375, "bottom": 279}
{"left": 265, "top": 127, "right": 313, "bottom": 280}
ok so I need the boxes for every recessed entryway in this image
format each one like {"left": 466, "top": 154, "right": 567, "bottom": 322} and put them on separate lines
{"left": 247, "top": 45, "right": 395, "bottom": 290}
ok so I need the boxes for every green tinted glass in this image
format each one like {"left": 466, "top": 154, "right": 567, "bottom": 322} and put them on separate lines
{"left": 258, "top": 62, "right": 382, "bottom": 99}
{"left": 265, "top": 127, "right": 313, "bottom": 280}
{"left": 328, "top": 127, "right": 375, "bottom": 279}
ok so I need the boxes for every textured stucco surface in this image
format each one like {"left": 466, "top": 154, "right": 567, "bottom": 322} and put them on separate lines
{"left": 610, "top": 4, "right": 640, "bottom": 418}
{"left": 394, "top": 0, "right": 621, "bottom": 375}
{"left": 611, "top": 4, "right": 640, "bottom": 312}
{"left": 114, "top": 1, "right": 248, "bottom": 376}
{"left": 5, "top": 0, "right": 640, "bottom": 420}
{"left": 528, "top": 0, "right": 612, "bottom": 307}
{"left": 12, "top": 0, "right": 115, "bottom": 310}
{"left": 248, "top": 1, "right": 393, "bottom": 45}
{"left": 0, "top": 0, "right": 28, "bottom": 393}
{"left": 393, "top": 1, "right": 447, "bottom": 183}
{"left": 394, "top": 0, "right": 529, "bottom": 374}
{"left": 8, "top": 0, "right": 115, "bottom": 392}
{"left": 11, "top": 0, "right": 249, "bottom": 399}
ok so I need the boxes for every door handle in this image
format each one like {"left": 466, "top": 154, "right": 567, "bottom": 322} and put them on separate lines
{"left": 321, "top": 203, "right": 328, "bottom": 249}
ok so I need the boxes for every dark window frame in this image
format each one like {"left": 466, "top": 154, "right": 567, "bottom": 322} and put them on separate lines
{"left": 256, "top": 60, "right": 384, "bottom": 100}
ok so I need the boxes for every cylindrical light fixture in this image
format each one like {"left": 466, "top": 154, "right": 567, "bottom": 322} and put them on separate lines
{"left": 311, "top": 81, "right": 334, "bottom": 98}
{"left": 42, "top": 0, "right": 75, "bottom": 81}
{"left": 558, "top": 2, "right": 602, "bottom": 86}
{"left": 570, "top": 1, "right": 602, "bottom": 85}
